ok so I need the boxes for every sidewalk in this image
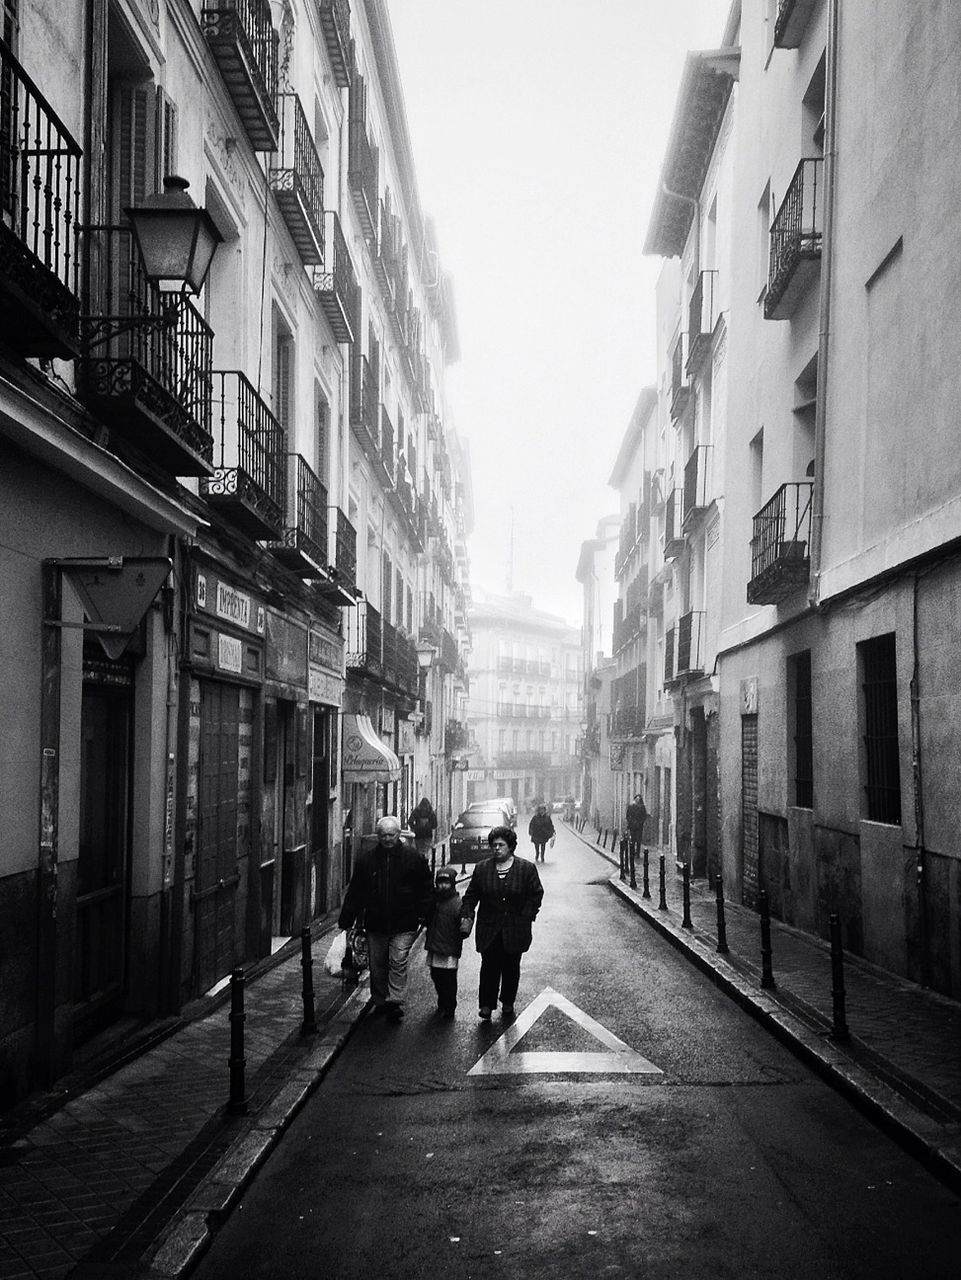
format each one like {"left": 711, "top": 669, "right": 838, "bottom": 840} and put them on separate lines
{"left": 0, "top": 928, "right": 370, "bottom": 1280}
{"left": 571, "top": 823, "right": 961, "bottom": 1194}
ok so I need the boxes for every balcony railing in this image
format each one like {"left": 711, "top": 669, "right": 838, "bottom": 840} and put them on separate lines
{"left": 270, "top": 94, "right": 324, "bottom": 264}
{"left": 79, "top": 227, "right": 214, "bottom": 476}
{"left": 663, "top": 489, "right": 685, "bottom": 559}
{"left": 774, "top": 0, "right": 818, "bottom": 49}
{"left": 670, "top": 332, "right": 689, "bottom": 420}
{"left": 496, "top": 752, "right": 550, "bottom": 771}
{"left": 379, "top": 404, "right": 395, "bottom": 484}
{"left": 202, "top": 371, "right": 286, "bottom": 537}
{"left": 269, "top": 454, "right": 327, "bottom": 576}
{"left": 0, "top": 38, "right": 81, "bottom": 357}
{"left": 201, "top": 0, "right": 279, "bottom": 150}
{"left": 683, "top": 445, "right": 713, "bottom": 526}
{"left": 496, "top": 657, "right": 552, "bottom": 677}
{"left": 687, "top": 269, "right": 718, "bottom": 372}
{"left": 496, "top": 704, "right": 552, "bottom": 720}
{"left": 345, "top": 600, "right": 382, "bottom": 673}
{"left": 666, "top": 610, "right": 706, "bottom": 684}
{"left": 765, "top": 158, "right": 823, "bottom": 320}
{"left": 348, "top": 75, "right": 378, "bottom": 242}
{"left": 747, "top": 481, "right": 813, "bottom": 605}
{"left": 610, "top": 706, "right": 645, "bottom": 738}
{"left": 315, "top": 505, "right": 358, "bottom": 604}
{"left": 312, "top": 212, "right": 357, "bottom": 343}
{"left": 318, "top": 0, "right": 352, "bottom": 88}
{"left": 350, "top": 352, "right": 379, "bottom": 455}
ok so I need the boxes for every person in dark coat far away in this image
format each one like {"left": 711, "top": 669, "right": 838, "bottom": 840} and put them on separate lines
{"left": 338, "top": 815, "right": 433, "bottom": 1022}
{"left": 625, "top": 791, "right": 648, "bottom": 850}
{"left": 528, "top": 804, "right": 555, "bottom": 863}
{"left": 460, "top": 825, "right": 544, "bottom": 1021}
{"left": 409, "top": 796, "right": 437, "bottom": 858}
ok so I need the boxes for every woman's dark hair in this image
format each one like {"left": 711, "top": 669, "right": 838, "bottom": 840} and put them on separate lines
{"left": 488, "top": 825, "right": 517, "bottom": 851}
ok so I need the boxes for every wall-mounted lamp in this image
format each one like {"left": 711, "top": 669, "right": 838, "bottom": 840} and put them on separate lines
{"left": 125, "top": 176, "right": 222, "bottom": 295}
{"left": 416, "top": 643, "right": 438, "bottom": 671}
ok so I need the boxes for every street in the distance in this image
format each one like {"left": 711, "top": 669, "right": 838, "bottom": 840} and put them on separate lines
{"left": 192, "top": 826, "right": 961, "bottom": 1280}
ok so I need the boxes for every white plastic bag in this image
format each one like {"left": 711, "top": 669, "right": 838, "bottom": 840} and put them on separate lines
{"left": 323, "top": 930, "right": 348, "bottom": 976}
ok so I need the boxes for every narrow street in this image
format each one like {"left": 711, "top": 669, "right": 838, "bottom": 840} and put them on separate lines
{"left": 193, "top": 827, "right": 961, "bottom": 1280}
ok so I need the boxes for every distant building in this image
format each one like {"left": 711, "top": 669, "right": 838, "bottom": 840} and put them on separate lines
{"left": 467, "top": 592, "right": 582, "bottom": 811}
{"left": 575, "top": 516, "right": 618, "bottom": 827}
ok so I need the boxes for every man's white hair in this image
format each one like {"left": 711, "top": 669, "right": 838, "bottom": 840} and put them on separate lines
{"left": 376, "top": 815, "right": 401, "bottom": 835}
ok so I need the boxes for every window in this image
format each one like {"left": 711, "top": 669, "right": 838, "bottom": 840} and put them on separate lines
{"left": 788, "top": 650, "right": 813, "bottom": 808}
{"left": 315, "top": 387, "right": 329, "bottom": 486}
{"left": 382, "top": 552, "right": 392, "bottom": 621}
{"left": 273, "top": 321, "right": 293, "bottom": 435}
{"left": 859, "top": 633, "right": 901, "bottom": 824}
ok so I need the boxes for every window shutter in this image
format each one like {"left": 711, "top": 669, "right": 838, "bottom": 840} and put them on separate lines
{"left": 115, "top": 85, "right": 154, "bottom": 219}
{"left": 155, "top": 85, "right": 178, "bottom": 188}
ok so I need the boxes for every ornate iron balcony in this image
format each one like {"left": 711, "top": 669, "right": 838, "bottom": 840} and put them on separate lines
{"left": 202, "top": 371, "right": 285, "bottom": 537}
{"left": 663, "top": 489, "right": 685, "bottom": 559}
{"left": 318, "top": 0, "right": 352, "bottom": 88}
{"left": 687, "top": 269, "right": 718, "bottom": 373}
{"left": 0, "top": 38, "right": 81, "bottom": 357}
{"left": 312, "top": 213, "right": 357, "bottom": 343}
{"left": 315, "top": 505, "right": 357, "bottom": 604}
{"left": 79, "top": 227, "right": 214, "bottom": 476}
{"left": 346, "top": 599, "right": 382, "bottom": 673}
{"left": 765, "top": 158, "right": 823, "bottom": 319}
{"left": 666, "top": 610, "right": 706, "bottom": 685}
{"left": 270, "top": 94, "right": 324, "bottom": 264}
{"left": 683, "top": 445, "right": 713, "bottom": 527}
{"left": 670, "top": 332, "right": 689, "bottom": 420}
{"left": 201, "top": 0, "right": 280, "bottom": 150}
{"left": 747, "top": 481, "right": 813, "bottom": 605}
{"left": 379, "top": 403, "right": 395, "bottom": 485}
{"left": 348, "top": 75, "right": 378, "bottom": 242}
{"left": 350, "top": 352, "right": 380, "bottom": 456}
{"left": 269, "top": 454, "right": 328, "bottom": 576}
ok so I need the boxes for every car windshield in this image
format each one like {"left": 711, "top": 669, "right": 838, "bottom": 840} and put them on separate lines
{"left": 457, "top": 810, "right": 505, "bottom": 828}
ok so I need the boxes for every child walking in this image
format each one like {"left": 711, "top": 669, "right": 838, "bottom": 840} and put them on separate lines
{"left": 425, "top": 866, "right": 463, "bottom": 1018}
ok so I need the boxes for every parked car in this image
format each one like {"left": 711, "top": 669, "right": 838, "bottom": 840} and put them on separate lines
{"left": 450, "top": 805, "right": 513, "bottom": 863}
{"left": 468, "top": 796, "right": 517, "bottom": 827}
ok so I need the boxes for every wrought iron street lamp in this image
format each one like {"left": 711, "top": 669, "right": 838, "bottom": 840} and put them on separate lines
{"left": 125, "top": 176, "right": 222, "bottom": 295}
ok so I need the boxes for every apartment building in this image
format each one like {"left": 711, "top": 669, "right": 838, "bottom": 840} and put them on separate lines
{"left": 0, "top": 0, "right": 470, "bottom": 1104}
{"left": 643, "top": 0, "right": 961, "bottom": 998}
{"left": 467, "top": 592, "right": 582, "bottom": 812}
{"left": 574, "top": 515, "right": 618, "bottom": 829}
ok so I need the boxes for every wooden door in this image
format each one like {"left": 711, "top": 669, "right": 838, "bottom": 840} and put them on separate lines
{"left": 195, "top": 681, "right": 240, "bottom": 992}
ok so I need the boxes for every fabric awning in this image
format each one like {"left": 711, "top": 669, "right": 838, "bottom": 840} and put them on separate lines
{"left": 342, "top": 714, "right": 402, "bottom": 782}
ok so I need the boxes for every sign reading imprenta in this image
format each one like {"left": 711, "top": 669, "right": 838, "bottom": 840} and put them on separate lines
{"left": 216, "top": 582, "right": 251, "bottom": 629}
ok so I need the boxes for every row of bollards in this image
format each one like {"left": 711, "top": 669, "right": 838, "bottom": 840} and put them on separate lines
{"left": 622, "top": 854, "right": 850, "bottom": 1042}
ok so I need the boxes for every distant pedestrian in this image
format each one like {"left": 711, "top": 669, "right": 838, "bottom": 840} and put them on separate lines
{"left": 626, "top": 792, "right": 648, "bottom": 849}
{"left": 460, "top": 825, "right": 544, "bottom": 1021}
{"left": 338, "top": 816, "right": 433, "bottom": 1022}
{"left": 425, "top": 866, "right": 463, "bottom": 1018}
{"left": 528, "top": 804, "right": 555, "bottom": 863}
{"left": 409, "top": 796, "right": 437, "bottom": 858}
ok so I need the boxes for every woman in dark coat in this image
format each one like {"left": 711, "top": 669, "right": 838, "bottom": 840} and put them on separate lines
{"left": 459, "top": 825, "right": 543, "bottom": 1020}
{"left": 528, "top": 803, "right": 555, "bottom": 863}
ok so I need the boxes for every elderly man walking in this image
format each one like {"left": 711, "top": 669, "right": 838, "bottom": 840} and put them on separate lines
{"left": 338, "top": 816, "right": 433, "bottom": 1022}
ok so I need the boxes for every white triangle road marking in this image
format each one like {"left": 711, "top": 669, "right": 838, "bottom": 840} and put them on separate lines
{"left": 468, "top": 987, "right": 664, "bottom": 1076}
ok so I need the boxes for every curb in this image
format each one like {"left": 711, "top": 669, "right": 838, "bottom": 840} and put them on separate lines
{"left": 145, "top": 983, "right": 371, "bottom": 1278}
{"left": 605, "top": 873, "right": 961, "bottom": 1196}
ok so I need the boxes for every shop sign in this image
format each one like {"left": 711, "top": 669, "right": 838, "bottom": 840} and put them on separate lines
{"left": 309, "top": 667, "right": 343, "bottom": 706}
{"left": 266, "top": 610, "right": 308, "bottom": 686}
{"left": 218, "top": 633, "right": 243, "bottom": 674}
{"left": 309, "top": 629, "right": 344, "bottom": 675}
{"left": 381, "top": 704, "right": 395, "bottom": 734}
{"left": 493, "top": 770, "right": 519, "bottom": 781}
{"left": 610, "top": 743, "right": 627, "bottom": 771}
{"left": 465, "top": 769, "right": 486, "bottom": 782}
{"left": 397, "top": 719, "right": 416, "bottom": 755}
{"left": 196, "top": 572, "right": 265, "bottom": 634}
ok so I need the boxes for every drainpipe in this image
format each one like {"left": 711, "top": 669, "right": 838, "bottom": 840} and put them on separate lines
{"left": 808, "top": 0, "right": 840, "bottom": 607}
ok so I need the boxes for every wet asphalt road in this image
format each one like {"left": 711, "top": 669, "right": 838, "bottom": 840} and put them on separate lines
{"left": 193, "top": 826, "right": 961, "bottom": 1279}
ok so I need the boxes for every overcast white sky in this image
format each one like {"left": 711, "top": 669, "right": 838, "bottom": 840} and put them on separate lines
{"left": 389, "top": 1, "right": 728, "bottom": 625}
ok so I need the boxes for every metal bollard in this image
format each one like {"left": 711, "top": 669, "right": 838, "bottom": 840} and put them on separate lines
{"left": 300, "top": 928, "right": 317, "bottom": 1035}
{"left": 227, "top": 968, "right": 248, "bottom": 1115}
{"left": 431, "top": 846, "right": 436, "bottom": 873}
{"left": 829, "top": 913, "right": 849, "bottom": 1040}
{"left": 629, "top": 844, "right": 637, "bottom": 890}
{"left": 681, "top": 862, "right": 693, "bottom": 929}
{"left": 618, "top": 837, "right": 628, "bottom": 881}
{"left": 658, "top": 852, "right": 668, "bottom": 911}
{"left": 759, "top": 889, "right": 776, "bottom": 989}
{"left": 715, "top": 877, "right": 729, "bottom": 954}
{"left": 642, "top": 847, "right": 651, "bottom": 899}
{"left": 602, "top": 828, "right": 608, "bottom": 849}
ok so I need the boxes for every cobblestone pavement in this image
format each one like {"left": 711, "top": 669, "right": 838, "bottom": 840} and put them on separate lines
{"left": 0, "top": 930, "right": 359, "bottom": 1279}
{"left": 2, "top": 833, "right": 960, "bottom": 1279}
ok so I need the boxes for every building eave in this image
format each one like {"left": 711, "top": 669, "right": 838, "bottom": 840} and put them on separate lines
{"left": 643, "top": 49, "right": 739, "bottom": 259}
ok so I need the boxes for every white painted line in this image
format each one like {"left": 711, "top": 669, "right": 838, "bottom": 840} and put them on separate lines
{"left": 468, "top": 987, "right": 663, "bottom": 1076}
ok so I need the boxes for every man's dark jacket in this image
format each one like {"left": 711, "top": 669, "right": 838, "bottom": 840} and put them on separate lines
{"left": 338, "top": 840, "right": 433, "bottom": 935}
{"left": 460, "top": 856, "right": 544, "bottom": 955}
{"left": 528, "top": 812, "right": 555, "bottom": 842}
{"left": 626, "top": 799, "right": 647, "bottom": 837}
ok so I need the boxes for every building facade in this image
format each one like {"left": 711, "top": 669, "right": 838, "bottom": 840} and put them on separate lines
{"left": 643, "top": 0, "right": 961, "bottom": 998}
{"left": 466, "top": 592, "right": 582, "bottom": 813}
{"left": 0, "top": 0, "right": 470, "bottom": 1106}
